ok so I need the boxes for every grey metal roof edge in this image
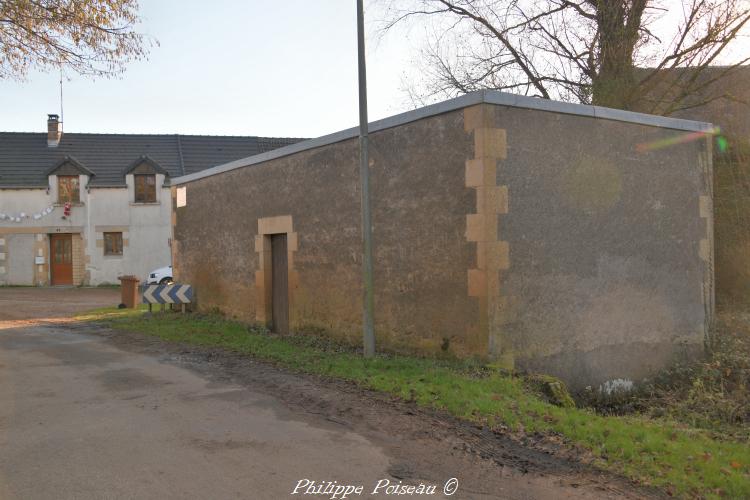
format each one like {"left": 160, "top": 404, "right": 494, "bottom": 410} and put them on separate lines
{"left": 481, "top": 90, "right": 713, "bottom": 132}
{"left": 173, "top": 90, "right": 714, "bottom": 186}
{"left": 591, "top": 105, "right": 714, "bottom": 131}
{"left": 173, "top": 92, "right": 483, "bottom": 185}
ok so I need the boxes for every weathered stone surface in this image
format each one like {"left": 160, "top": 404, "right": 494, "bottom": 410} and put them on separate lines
{"left": 174, "top": 111, "right": 480, "bottom": 356}
{"left": 174, "top": 101, "right": 712, "bottom": 389}
{"left": 490, "top": 105, "right": 710, "bottom": 388}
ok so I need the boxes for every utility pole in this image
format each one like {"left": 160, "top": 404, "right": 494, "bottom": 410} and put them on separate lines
{"left": 357, "top": 0, "right": 375, "bottom": 358}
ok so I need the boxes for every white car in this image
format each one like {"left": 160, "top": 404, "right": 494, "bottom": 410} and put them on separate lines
{"left": 146, "top": 265, "right": 173, "bottom": 285}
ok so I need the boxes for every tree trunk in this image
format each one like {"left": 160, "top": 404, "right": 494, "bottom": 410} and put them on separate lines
{"left": 591, "top": 0, "right": 647, "bottom": 110}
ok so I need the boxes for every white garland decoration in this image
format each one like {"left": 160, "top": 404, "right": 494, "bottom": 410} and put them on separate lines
{"left": 0, "top": 205, "right": 56, "bottom": 223}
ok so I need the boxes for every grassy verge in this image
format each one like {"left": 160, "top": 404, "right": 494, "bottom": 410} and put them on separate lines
{"left": 581, "top": 306, "right": 750, "bottom": 443}
{"left": 77, "top": 307, "right": 750, "bottom": 498}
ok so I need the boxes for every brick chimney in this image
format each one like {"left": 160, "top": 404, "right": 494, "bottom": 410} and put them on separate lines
{"left": 47, "top": 114, "right": 62, "bottom": 147}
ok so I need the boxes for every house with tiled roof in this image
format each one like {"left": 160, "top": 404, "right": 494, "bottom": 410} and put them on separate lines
{"left": 0, "top": 114, "right": 302, "bottom": 286}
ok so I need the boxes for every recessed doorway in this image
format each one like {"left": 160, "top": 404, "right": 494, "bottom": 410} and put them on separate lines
{"left": 50, "top": 233, "right": 73, "bottom": 285}
{"left": 270, "top": 233, "right": 289, "bottom": 334}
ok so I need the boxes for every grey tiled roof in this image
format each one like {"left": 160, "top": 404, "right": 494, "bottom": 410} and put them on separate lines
{"left": 0, "top": 132, "right": 305, "bottom": 187}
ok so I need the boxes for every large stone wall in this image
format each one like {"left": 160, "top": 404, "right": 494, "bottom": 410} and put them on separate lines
{"left": 174, "top": 100, "right": 712, "bottom": 389}
{"left": 482, "top": 104, "right": 712, "bottom": 388}
{"left": 665, "top": 67, "right": 750, "bottom": 303}
{"left": 174, "top": 109, "right": 483, "bottom": 355}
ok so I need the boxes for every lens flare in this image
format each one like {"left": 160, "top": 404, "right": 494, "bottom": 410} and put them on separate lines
{"left": 716, "top": 135, "right": 729, "bottom": 153}
{"left": 636, "top": 126, "right": 722, "bottom": 153}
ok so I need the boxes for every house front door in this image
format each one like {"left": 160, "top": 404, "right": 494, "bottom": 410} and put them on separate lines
{"left": 50, "top": 233, "right": 73, "bottom": 285}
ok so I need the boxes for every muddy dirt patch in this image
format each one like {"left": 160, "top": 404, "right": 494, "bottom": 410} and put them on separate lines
{"left": 69, "top": 321, "right": 662, "bottom": 500}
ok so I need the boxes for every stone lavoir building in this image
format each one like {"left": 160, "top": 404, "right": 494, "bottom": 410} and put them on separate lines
{"left": 172, "top": 90, "right": 714, "bottom": 389}
{"left": 0, "top": 115, "right": 301, "bottom": 286}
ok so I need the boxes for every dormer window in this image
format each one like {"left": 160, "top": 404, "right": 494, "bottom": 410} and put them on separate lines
{"left": 46, "top": 156, "right": 92, "bottom": 205}
{"left": 58, "top": 175, "right": 80, "bottom": 203}
{"left": 134, "top": 174, "right": 156, "bottom": 203}
{"left": 125, "top": 156, "right": 167, "bottom": 205}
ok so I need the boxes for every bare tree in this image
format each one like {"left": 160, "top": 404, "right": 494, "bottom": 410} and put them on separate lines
{"left": 376, "top": 0, "right": 750, "bottom": 114}
{"left": 0, "top": 0, "right": 153, "bottom": 80}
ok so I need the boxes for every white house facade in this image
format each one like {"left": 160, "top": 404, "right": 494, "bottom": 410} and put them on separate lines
{"left": 0, "top": 115, "right": 301, "bottom": 286}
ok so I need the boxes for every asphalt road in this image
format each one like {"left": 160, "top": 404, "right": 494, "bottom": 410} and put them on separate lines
{"left": 0, "top": 288, "right": 647, "bottom": 500}
{"left": 0, "top": 289, "right": 395, "bottom": 499}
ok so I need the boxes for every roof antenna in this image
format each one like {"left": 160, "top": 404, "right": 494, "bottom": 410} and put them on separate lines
{"left": 59, "top": 67, "right": 64, "bottom": 126}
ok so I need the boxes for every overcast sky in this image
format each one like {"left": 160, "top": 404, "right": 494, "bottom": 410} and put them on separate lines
{"left": 0, "top": 0, "right": 414, "bottom": 138}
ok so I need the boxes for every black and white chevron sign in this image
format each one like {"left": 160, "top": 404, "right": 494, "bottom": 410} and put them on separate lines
{"left": 142, "top": 284, "right": 193, "bottom": 304}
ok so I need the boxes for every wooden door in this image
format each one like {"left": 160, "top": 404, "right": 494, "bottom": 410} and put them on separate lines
{"left": 271, "top": 234, "right": 289, "bottom": 334}
{"left": 50, "top": 234, "right": 73, "bottom": 285}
